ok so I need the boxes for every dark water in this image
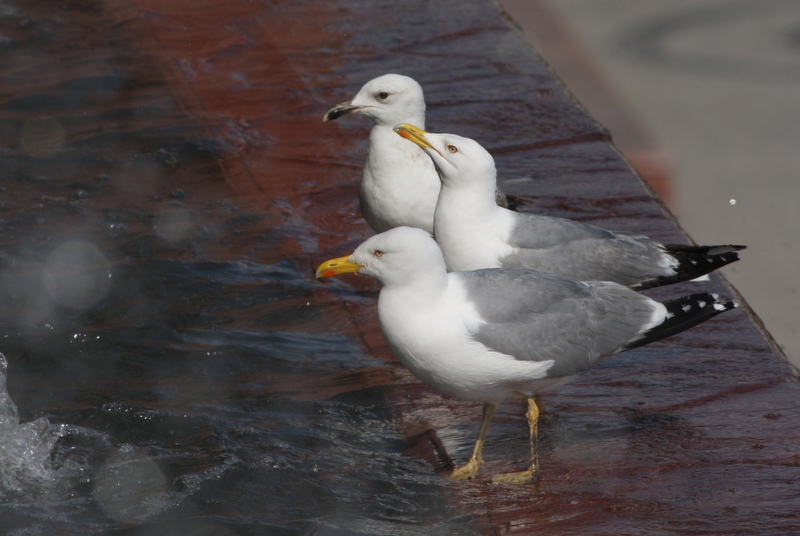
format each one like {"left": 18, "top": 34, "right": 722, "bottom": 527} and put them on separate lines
{"left": 0, "top": 173, "right": 474, "bottom": 535}
{"left": 0, "top": 96, "right": 478, "bottom": 531}
{"left": 5, "top": 1, "right": 797, "bottom": 535}
{"left": 0, "top": 2, "right": 480, "bottom": 534}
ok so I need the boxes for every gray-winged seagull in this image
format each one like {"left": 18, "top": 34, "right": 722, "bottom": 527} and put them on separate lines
{"left": 323, "top": 74, "right": 508, "bottom": 233}
{"left": 394, "top": 123, "right": 745, "bottom": 289}
{"left": 316, "top": 226, "right": 738, "bottom": 483}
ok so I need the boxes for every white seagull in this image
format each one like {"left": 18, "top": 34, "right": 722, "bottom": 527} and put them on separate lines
{"left": 323, "top": 74, "right": 508, "bottom": 234}
{"left": 316, "top": 227, "right": 738, "bottom": 483}
{"left": 394, "top": 124, "right": 745, "bottom": 288}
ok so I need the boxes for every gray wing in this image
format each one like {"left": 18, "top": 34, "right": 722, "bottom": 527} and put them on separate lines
{"left": 506, "top": 213, "right": 616, "bottom": 247}
{"left": 502, "top": 213, "right": 672, "bottom": 286}
{"left": 455, "top": 270, "right": 658, "bottom": 377}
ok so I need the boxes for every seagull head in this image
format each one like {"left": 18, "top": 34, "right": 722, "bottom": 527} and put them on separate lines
{"left": 316, "top": 227, "right": 445, "bottom": 287}
{"left": 393, "top": 124, "right": 497, "bottom": 189}
{"left": 323, "top": 74, "right": 425, "bottom": 127}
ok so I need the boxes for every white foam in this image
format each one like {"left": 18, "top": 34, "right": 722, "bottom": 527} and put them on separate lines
{"left": 0, "top": 353, "right": 91, "bottom": 501}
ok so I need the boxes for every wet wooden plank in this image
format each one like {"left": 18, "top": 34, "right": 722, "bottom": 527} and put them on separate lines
{"left": 115, "top": 0, "right": 799, "bottom": 533}
{"left": 2, "top": 0, "right": 796, "bottom": 533}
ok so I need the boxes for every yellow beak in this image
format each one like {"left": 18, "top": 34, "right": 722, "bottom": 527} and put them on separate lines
{"left": 316, "top": 255, "right": 363, "bottom": 278}
{"left": 393, "top": 123, "right": 440, "bottom": 154}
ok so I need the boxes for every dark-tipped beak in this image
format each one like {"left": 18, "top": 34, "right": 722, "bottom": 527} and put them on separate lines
{"left": 323, "top": 101, "right": 363, "bottom": 122}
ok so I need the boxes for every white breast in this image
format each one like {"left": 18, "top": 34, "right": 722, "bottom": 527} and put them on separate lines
{"left": 360, "top": 127, "right": 440, "bottom": 233}
{"left": 377, "top": 276, "right": 553, "bottom": 403}
{"left": 435, "top": 204, "right": 517, "bottom": 271}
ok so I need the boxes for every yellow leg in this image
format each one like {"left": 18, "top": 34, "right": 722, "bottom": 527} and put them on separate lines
{"left": 449, "top": 402, "right": 495, "bottom": 481}
{"left": 493, "top": 396, "right": 540, "bottom": 484}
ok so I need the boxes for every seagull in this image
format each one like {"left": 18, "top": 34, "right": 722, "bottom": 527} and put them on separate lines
{"left": 316, "top": 226, "right": 738, "bottom": 483}
{"left": 323, "top": 74, "right": 508, "bottom": 234}
{"left": 393, "top": 123, "right": 745, "bottom": 289}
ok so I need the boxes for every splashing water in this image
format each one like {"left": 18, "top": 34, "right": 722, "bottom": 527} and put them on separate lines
{"left": 0, "top": 353, "right": 87, "bottom": 501}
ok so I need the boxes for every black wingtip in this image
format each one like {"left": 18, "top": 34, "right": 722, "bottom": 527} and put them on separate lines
{"left": 664, "top": 243, "right": 747, "bottom": 254}
{"left": 635, "top": 244, "right": 746, "bottom": 290}
{"left": 622, "top": 292, "right": 738, "bottom": 351}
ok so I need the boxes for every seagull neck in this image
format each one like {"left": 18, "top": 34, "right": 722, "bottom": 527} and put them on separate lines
{"left": 381, "top": 269, "right": 449, "bottom": 306}
{"left": 437, "top": 177, "right": 500, "bottom": 220}
{"left": 374, "top": 115, "right": 425, "bottom": 130}
{"left": 368, "top": 123, "right": 424, "bottom": 158}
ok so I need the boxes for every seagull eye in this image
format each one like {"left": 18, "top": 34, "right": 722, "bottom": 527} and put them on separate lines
{"left": 377, "top": 91, "right": 389, "bottom": 100}
{"left": 374, "top": 250, "right": 384, "bottom": 258}
{"left": 447, "top": 145, "right": 459, "bottom": 153}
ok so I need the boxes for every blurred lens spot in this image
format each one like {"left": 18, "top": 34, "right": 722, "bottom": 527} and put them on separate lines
{"left": 93, "top": 448, "right": 167, "bottom": 524}
{"left": 154, "top": 208, "right": 194, "bottom": 241}
{"left": 44, "top": 242, "right": 110, "bottom": 309}
{"left": 0, "top": 260, "right": 54, "bottom": 326}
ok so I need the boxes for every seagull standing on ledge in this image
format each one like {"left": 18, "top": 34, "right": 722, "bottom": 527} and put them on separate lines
{"left": 317, "top": 227, "right": 738, "bottom": 483}
{"left": 394, "top": 123, "right": 745, "bottom": 289}
{"left": 323, "top": 74, "right": 508, "bottom": 233}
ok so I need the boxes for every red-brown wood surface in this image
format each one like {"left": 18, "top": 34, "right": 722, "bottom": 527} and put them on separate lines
{"left": 1, "top": 0, "right": 797, "bottom": 533}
